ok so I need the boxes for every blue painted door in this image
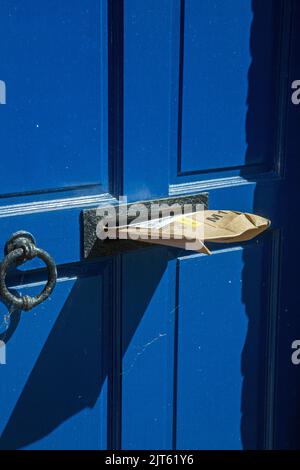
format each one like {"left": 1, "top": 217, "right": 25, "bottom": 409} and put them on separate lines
{"left": 0, "top": 0, "right": 298, "bottom": 450}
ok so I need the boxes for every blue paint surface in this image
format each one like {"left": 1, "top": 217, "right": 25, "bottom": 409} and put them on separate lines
{"left": 0, "top": 271, "right": 109, "bottom": 449}
{"left": 176, "top": 246, "right": 266, "bottom": 449}
{"left": 121, "top": 249, "right": 175, "bottom": 449}
{"left": 180, "top": 0, "right": 277, "bottom": 174}
{"left": 0, "top": 0, "right": 297, "bottom": 450}
{"left": 0, "top": 0, "right": 108, "bottom": 195}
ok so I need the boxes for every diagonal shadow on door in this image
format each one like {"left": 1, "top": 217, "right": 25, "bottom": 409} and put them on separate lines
{"left": 240, "top": 0, "right": 286, "bottom": 449}
{"left": 0, "top": 246, "right": 169, "bottom": 449}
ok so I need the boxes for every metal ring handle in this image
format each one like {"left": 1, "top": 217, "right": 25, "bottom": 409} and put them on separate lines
{"left": 0, "top": 231, "right": 57, "bottom": 311}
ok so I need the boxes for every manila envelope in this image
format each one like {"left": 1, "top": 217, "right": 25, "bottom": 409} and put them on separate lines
{"left": 113, "top": 210, "right": 271, "bottom": 255}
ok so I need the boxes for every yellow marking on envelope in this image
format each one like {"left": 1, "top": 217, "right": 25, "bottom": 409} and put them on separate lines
{"left": 176, "top": 216, "right": 201, "bottom": 228}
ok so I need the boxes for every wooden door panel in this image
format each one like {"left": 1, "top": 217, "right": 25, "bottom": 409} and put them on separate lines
{"left": 179, "top": 0, "right": 278, "bottom": 175}
{"left": 0, "top": 0, "right": 108, "bottom": 195}
{"left": 121, "top": 0, "right": 289, "bottom": 450}
{"left": 0, "top": 195, "right": 113, "bottom": 267}
{"left": 0, "top": 268, "right": 109, "bottom": 449}
{"left": 175, "top": 243, "right": 268, "bottom": 449}
{"left": 0, "top": 0, "right": 296, "bottom": 450}
{"left": 121, "top": 248, "right": 176, "bottom": 449}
